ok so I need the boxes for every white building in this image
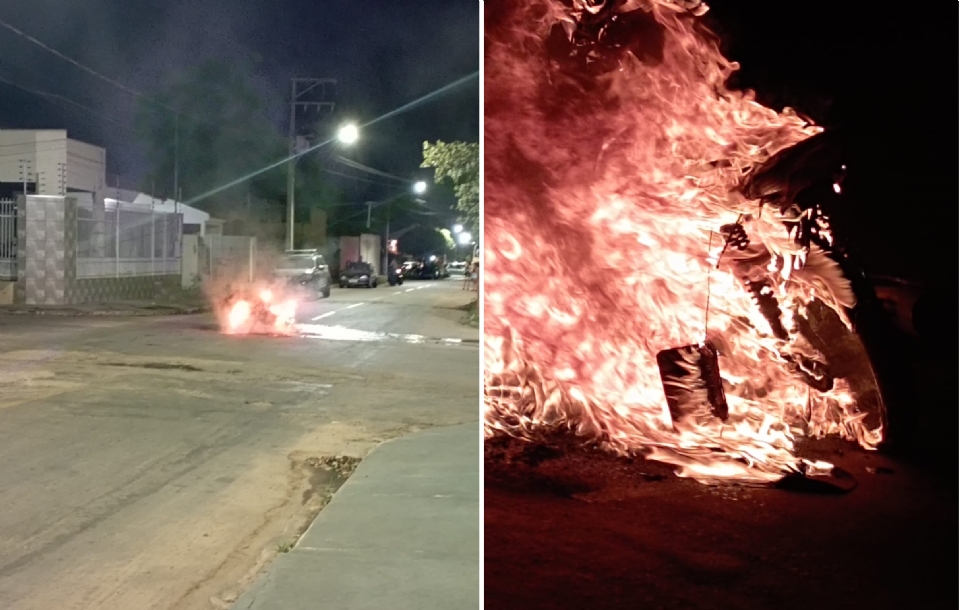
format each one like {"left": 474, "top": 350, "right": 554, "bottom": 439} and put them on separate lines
{"left": 0, "top": 130, "right": 186, "bottom": 304}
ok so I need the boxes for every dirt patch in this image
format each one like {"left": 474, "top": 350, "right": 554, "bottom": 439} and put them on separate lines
{"left": 485, "top": 433, "right": 955, "bottom": 610}
{"left": 460, "top": 298, "right": 479, "bottom": 327}
{"left": 432, "top": 297, "right": 479, "bottom": 327}
{"left": 187, "top": 452, "right": 365, "bottom": 610}
{"left": 300, "top": 455, "right": 361, "bottom": 505}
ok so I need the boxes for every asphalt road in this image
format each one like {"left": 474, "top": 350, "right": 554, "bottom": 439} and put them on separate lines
{"left": 0, "top": 278, "right": 478, "bottom": 610}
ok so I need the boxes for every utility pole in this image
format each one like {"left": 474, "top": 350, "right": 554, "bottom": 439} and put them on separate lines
{"left": 381, "top": 202, "right": 391, "bottom": 278}
{"left": 173, "top": 112, "right": 179, "bottom": 204}
{"left": 286, "top": 77, "right": 336, "bottom": 251}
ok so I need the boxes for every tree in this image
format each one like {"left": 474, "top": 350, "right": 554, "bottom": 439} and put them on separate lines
{"left": 421, "top": 141, "right": 478, "bottom": 233}
{"left": 397, "top": 225, "right": 452, "bottom": 258}
{"left": 437, "top": 228, "right": 457, "bottom": 251}
{"left": 134, "top": 59, "right": 289, "bottom": 218}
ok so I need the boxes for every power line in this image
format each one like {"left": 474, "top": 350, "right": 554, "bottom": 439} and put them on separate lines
{"left": 0, "top": 15, "right": 260, "bottom": 136}
{"left": 332, "top": 155, "right": 409, "bottom": 183}
{"left": 181, "top": 71, "right": 478, "bottom": 206}
{"left": 0, "top": 70, "right": 132, "bottom": 130}
{"left": 0, "top": 15, "right": 169, "bottom": 111}
{"left": 320, "top": 167, "right": 403, "bottom": 187}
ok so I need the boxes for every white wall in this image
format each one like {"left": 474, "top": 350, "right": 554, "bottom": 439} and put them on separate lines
{"left": 359, "top": 233, "right": 381, "bottom": 276}
{"left": 182, "top": 234, "right": 201, "bottom": 288}
{"left": 0, "top": 130, "right": 67, "bottom": 194}
{"left": 0, "top": 130, "right": 106, "bottom": 197}
{"left": 66, "top": 139, "right": 106, "bottom": 193}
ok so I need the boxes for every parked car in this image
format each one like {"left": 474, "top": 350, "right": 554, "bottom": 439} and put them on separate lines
{"left": 416, "top": 261, "right": 442, "bottom": 280}
{"left": 448, "top": 261, "right": 467, "bottom": 274}
{"left": 339, "top": 261, "right": 378, "bottom": 288}
{"left": 272, "top": 250, "right": 331, "bottom": 299}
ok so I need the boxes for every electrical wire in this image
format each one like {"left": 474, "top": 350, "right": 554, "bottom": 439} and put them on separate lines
{"left": 0, "top": 15, "right": 170, "bottom": 110}
{"left": 320, "top": 167, "right": 402, "bottom": 187}
{"left": 0, "top": 15, "right": 263, "bottom": 135}
{"left": 0, "top": 70, "right": 132, "bottom": 130}
{"left": 331, "top": 155, "right": 409, "bottom": 183}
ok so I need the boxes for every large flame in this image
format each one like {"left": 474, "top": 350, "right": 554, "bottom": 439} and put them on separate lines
{"left": 216, "top": 282, "right": 298, "bottom": 336}
{"left": 483, "top": 0, "right": 882, "bottom": 483}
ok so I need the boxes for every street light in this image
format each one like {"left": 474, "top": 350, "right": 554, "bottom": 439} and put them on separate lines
{"left": 337, "top": 123, "right": 359, "bottom": 145}
{"left": 453, "top": 224, "right": 463, "bottom": 234}
{"left": 288, "top": 123, "right": 359, "bottom": 250}
{"left": 458, "top": 231, "right": 472, "bottom": 245}
{"left": 380, "top": 179, "right": 429, "bottom": 275}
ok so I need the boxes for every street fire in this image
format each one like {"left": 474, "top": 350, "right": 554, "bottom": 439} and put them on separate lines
{"left": 216, "top": 283, "right": 298, "bottom": 335}
{"left": 484, "top": 0, "right": 883, "bottom": 483}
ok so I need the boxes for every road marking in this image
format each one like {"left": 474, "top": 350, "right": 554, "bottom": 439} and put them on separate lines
{"left": 311, "top": 311, "right": 337, "bottom": 321}
{"left": 295, "top": 324, "right": 478, "bottom": 347}
{"left": 344, "top": 303, "right": 364, "bottom": 309}
{"left": 405, "top": 288, "right": 415, "bottom": 292}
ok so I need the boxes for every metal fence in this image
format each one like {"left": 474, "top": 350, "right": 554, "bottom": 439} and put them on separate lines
{"left": 0, "top": 199, "right": 15, "bottom": 281}
{"left": 76, "top": 203, "right": 182, "bottom": 278}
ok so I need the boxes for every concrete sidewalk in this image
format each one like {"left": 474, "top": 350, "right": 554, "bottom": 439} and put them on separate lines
{"left": 232, "top": 422, "right": 480, "bottom": 610}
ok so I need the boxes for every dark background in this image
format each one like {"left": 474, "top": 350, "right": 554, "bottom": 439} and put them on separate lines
{"left": 705, "top": 0, "right": 956, "bottom": 284}
{"left": 0, "top": 0, "right": 479, "bottom": 215}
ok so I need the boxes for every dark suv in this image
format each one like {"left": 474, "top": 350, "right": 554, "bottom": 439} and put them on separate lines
{"left": 339, "top": 261, "right": 378, "bottom": 288}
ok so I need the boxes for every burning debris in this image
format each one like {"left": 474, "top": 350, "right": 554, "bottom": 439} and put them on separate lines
{"left": 214, "top": 283, "right": 299, "bottom": 335}
{"left": 203, "top": 248, "right": 334, "bottom": 336}
{"left": 483, "top": 0, "right": 884, "bottom": 484}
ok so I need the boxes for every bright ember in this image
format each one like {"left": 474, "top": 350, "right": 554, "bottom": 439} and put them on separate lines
{"left": 483, "top": 0, "right": 883, "bottom": 483}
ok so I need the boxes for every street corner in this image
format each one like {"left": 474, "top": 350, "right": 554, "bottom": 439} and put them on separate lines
{"left": 431, "top": 289, "right": 480, "bottom": 312}
{"left": 233, "top": 422, "right": 479, "bottom": 610}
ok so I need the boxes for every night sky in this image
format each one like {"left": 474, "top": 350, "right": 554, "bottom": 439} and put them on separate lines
{"left": 0, "top": 0, "right": 479, "bottom": 192}
{"left": 1, "top": 0, "right": 954, "bottom": 278}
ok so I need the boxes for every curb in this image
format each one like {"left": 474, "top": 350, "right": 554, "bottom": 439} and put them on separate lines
{"left": 0, "top": 306, "right": 209, "bottom": 317}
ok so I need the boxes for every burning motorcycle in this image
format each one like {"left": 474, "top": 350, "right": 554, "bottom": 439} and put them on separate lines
{"left": 219, "top": 284, "right": 297, "bottom": 335}
{"left": 483, "top": 0, "right": 891, "bottom": 484}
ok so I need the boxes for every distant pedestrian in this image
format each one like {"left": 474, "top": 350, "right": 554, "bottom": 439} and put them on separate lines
{"left": 469, "top": 262, "right": 479, "bottom": 292}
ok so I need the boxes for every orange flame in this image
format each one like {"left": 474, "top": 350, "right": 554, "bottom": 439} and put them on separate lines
{"left": 227, "top": 300, "right": 252, "bottom": 333}
{"left": 483, "top": 0, "right": 882, "bottom": 483}
{"left": 217, "top": 284, "right": 298, "bottom": 335}
{"left": 269, "top": 299, "right": 297, "bottom": 332}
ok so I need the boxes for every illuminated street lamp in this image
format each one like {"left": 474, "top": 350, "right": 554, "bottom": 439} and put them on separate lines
{"left": 453, "top": 224, "right": 463, "bottom": 234}
{"left": 381, "top": 178, "right": 429, "bottom": 274}
{"left": 458, "top": 231, "right": 472, "bottom": 245}
{"left": 337, "top": 123, "right": 359, "bottom": 145}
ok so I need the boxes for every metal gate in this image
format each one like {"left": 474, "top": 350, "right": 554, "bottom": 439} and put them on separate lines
{"left": 0, "top": 199, "right": 15, "bottom": 281}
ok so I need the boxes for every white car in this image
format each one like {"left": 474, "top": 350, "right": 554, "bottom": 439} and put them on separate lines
{"left": 448, "top": 261, "right": 467, "bottom": 274}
